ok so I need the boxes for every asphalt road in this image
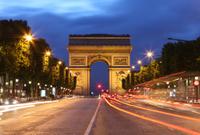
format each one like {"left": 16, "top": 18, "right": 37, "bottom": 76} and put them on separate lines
{"left": 0, "top": 98, "right": 99, "bottom": 135}
{"left": 0, "top": 97, "right": 200, "bottom": 135}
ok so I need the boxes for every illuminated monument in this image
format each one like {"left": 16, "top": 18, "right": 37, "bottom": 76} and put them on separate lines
{"left": 68, "top": 34, "right": 132, "bottom": 95}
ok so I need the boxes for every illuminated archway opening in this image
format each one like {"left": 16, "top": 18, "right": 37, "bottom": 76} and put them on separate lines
{"left": 90, "top": 61, "right": 109, "bottom": 96}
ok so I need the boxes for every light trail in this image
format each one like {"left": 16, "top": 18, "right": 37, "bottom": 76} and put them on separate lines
{"left": 0, "top": 105, "right": 35, "bottom": 113}
{"left": 0, "top": 100, "right": 58, "bottom": 109}
{"left": 113, "top": 98, "right": 200, "bottom": 122}
{"left": 0, "top": 100, "right": 59, "bottom": 120}
{"left": 104, "top": 98, "right": 200, "bottom": 135}
{"left": 150, "top": 99, "right": 200, "bottom": 109}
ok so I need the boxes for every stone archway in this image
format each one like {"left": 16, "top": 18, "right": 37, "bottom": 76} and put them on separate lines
{"left": 88, "top": 55, "right": 111, "bottom": 66}
{"left": 68, "top": 34, "right": 132, "bottom": 95}
{"left": 89, "top": 60, "right": 109, "bottom": 95}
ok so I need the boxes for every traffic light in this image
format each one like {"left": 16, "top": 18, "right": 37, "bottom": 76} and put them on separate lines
{"left": 97, "top": 84, "right": 102, "bottom": 89}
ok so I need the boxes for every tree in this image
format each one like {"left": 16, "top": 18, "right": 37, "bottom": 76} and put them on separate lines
{"left": 0, "top": 20, "right": 31, "bottom": 97}
{"left": 0, "top": 19, "right": 74, "bottom": 98}
{"left": 124, "top": 60, "right": 161, "bottom": 88}
{"left": 161, "top": 38, "right": 200, "bottom": 75}
{"left": 0, "top": 20, "right": 30, "bottom": 79}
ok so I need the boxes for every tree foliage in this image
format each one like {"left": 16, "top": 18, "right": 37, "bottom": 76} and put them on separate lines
{"left": 161, "top": 38, "right": 200, "bottom": 75}
{"left": 122, "top": 37, "right": 200, "bottom": 90}
{"left": 0, "top": 19, "right": 76, "bottom": 97}
{"left": 122, "top": 60, "right": 161, "bottom": 90}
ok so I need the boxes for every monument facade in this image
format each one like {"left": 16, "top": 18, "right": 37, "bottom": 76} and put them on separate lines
{"left": 68, "top": 34, "right": 132, "bottom": 95}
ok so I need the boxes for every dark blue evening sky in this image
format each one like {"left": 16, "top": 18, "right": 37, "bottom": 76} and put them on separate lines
{"left": 1, "top": 0, "right": 200, "bottom": 92}
{"left": 1, "top": 0, "right": 200, "bottom": 65}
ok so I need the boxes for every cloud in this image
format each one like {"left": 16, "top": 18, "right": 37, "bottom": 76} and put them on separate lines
{"left": 0, "top": 0, "right": 119, "bottom": 18}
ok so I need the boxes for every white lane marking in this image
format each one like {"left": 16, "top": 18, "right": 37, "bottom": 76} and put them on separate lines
{"left": 84, "top": 99, "right": 102, "bottom": 135}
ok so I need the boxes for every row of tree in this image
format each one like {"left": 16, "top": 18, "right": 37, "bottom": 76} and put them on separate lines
{"left": 0, "top": 20, "right": 76, "bottom": 98}
{"left": 161, "top": 38, "right": 200, "bottom": 75}
{"left": 122, "top": 37, "right": 200, "bottom": 90}
{"left": 122, "top": 60, "right": 161, "bottom": 90}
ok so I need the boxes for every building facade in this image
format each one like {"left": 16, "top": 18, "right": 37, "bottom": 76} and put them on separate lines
{"left": 68, "top": 34, "right": 132, "bottom": 95}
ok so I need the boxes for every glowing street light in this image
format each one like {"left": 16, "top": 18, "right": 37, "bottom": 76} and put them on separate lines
{"left": 58, "top": 61, "right": 62, "bottom": 65}
{"left": 45, "top": 51, "right": 51, "bottom": 56}
{"left": 15, "top": 79, "right": 19, "bottom": 83}
{"left": 146, "top": 51, "right": 154, "bottom": 58}
{"left": 195, "top": 76, "right": 199, "bottom": 80}
{"left": 5, "top": 82, "right": 9, "bottom": 85}
{"left": 65, "top": 67, "right": 69, "bottom": 70}
{"left": 24, "top": 34, "right": 33, "bottom": 42}
{"left": 131, "top": 65, "right": 135, "bottom": 70}
{"left": 137, "top": 60, "right": 142, "bottom": 65}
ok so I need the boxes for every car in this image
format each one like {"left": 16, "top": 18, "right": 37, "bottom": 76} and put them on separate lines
{"left": 3, "top": 98, "right": 19, "bottom": 105}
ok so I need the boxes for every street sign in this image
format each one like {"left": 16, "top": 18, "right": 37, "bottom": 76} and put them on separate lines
{"left": 194, "top": 80, "right": 199, "bottom": 86}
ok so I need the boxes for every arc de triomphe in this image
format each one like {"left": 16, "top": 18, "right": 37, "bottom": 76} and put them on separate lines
{"left": 68, "top": 34, "right": 132, "bottom": 95}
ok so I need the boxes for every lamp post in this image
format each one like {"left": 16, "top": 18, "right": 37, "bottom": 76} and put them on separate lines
{"left": 57, "top": 60, "right": 62, "bottom": 96}
{"left": 137, "top": 60, "right": 142, "bottom": 70}
{"left": 64, "top": 66, "right": 69, "bottom": 95}
{"left": 15, "top": 79, "right": 19, "bottom": 97}
{"left": 131, "top": 66, "right": 136, "bottom": 87}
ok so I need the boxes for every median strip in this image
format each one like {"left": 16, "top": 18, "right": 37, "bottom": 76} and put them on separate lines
{"left": 84, "top": 99, "right": 102, "bottom": 135}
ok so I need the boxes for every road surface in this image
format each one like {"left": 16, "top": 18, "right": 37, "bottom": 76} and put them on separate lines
{"left": 0, "top": 97, "right": 200, "bottom": 135}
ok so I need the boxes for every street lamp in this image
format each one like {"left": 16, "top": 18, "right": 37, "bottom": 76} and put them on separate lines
{"left": 137, "top": 60, "right": 142, "bottom": 65}
{"left": 45, "top": 51, "right": 51, "bottom": 56}
{"left": 131, "top": 65, "right": 135, "bottom": 70}
{"left": 23, "top": 34, "right": 33, "bottom": 42}
{"left": 146, "top": 51, "right": 154, "bottom": 58}
{"left": 15, "top": 79, "right": 19, "bottom": 83}
{"left": 5, "top": 82, "right": 9, "bottom": 85}
{"left": 58, "top": 61, "right": 62, "bottom": 65}
{"left": 28, "top": 81, "right": 32, "bottom": 84}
